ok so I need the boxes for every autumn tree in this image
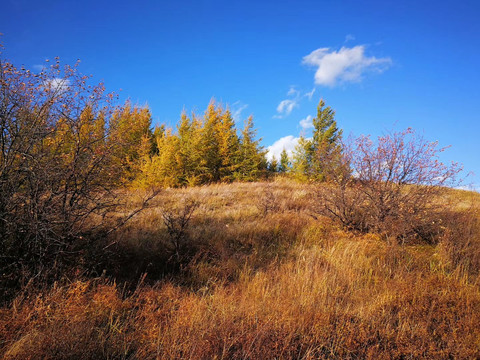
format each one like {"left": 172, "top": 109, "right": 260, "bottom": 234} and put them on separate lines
{"left": 236, "top": 116, "right": 267, "bottom": 181}
{"left": 173, "top": 112, "right": 201, "bottom": 185}
{"left": 279, "top": 148, "right": 290, "bottom": 174}
{"left": 134, "top": 100, "right": 266, "bottom": 188}
{"left": 196, "top": 102, "right": 222, "bottom": 182}
{"left": 216, "top": 108, "right": 240, "bottom": 182}
{"left": 0, "top": 56, "right": 112, "bottom": 297}
{"left": 109, "top": 102, "right": 153, "bottom": 182}
{"left": 292, "top": 99, "right": 342, "bottom": 181}
{"left": 150, "top": 128, "right": 183, "bottom": 188}
{"left": 268, "top": 156, "right": 279, "bottom": 174}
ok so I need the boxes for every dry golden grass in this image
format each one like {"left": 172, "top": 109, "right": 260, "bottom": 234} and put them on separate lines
{"left": 1, "top": 180, "right": 480, "bottom": 359}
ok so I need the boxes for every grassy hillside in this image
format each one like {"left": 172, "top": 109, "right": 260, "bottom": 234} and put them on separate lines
{"left": 1, "top": 180, "right": 480, "bottom": 359}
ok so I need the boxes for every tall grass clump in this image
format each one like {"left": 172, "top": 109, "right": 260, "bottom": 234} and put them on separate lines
{"left": 2, "top": 232, "right": 480, "bottom": 359}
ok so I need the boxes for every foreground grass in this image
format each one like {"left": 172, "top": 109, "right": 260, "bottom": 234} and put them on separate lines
{"left": 1, "top": 180, "right": 480, "bottom": 359}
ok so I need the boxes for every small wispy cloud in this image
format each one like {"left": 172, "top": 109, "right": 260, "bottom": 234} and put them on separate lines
{"left": 231, "top": 101, "right": 248, "bottom": 122}
{"left": 287, "top": 86, "right": 300, "bottom": 97}
{"left": 44, "top": 78, "right": 70, "bottom": 93}
{"left": 303, "top": 45, "right": 392, "bottom": 87}
{"left": 275, "top": 86, "right": 302, "bottom": 118}
{"left": 275, "top": 85, "right": 319, "bottom": 118}
{"left": 266, "top": 135, "right": 301, "bottom": 161}
{"left": 345, "top": 34, "right": 355, "bottom": 43}
{"left": 299, "top": 115, "right": 314, "bottom": 130}
{"left": 304, "top": 88, "right": 316, "bottom": 100}
{"left": 33, "top": 64, "right": 46, "bottom": 72}
{"left": 276, "top": 99, "right": 298, "bottom": 117}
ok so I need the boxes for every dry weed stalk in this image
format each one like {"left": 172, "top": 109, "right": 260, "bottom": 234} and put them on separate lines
{"left": 162, "top": 197, "right": 200, "bottom": 264}
{"left": 256, "top": 184, "right": 281, "bottom": 215}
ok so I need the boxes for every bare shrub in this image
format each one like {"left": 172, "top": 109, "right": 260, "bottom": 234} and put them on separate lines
{"left": 162, "top": 197, "right": 200, "bottom": 264}
{"left": 255, "top": 184, "right": 280, "bottom": 215}
{"left": 317, "top": 128, "right": 462, "bottom": 241}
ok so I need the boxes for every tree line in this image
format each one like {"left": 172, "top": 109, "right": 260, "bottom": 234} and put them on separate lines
{"left": 135, "top": 102, "right": 268, "bottom": 188}
{"left": 110, "top": 98, "right": 343, "bottom": 188}
{"left": 49, "top": 97, "right": 344, "bottom": 190}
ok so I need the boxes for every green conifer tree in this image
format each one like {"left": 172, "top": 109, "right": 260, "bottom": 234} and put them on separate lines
{"left": 292, "top": 136, "right": 313, "bottom": 181}
{"left": 236, "top": 116, "right": 266, "bottom": 181}
{"left": 279, "top": 148, "right": 290, "bottom": 173}
{"left": 291, "top": 99, "right": 343, "bottom": 181}
{"left": 311, "top": 99, "right": 343, "bottom": 181}
{"left": 268, "top": 156, "right": 279, "bottom": 174}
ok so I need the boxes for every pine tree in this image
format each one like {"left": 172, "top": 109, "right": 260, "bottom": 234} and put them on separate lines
{"left": 172, "top": 111, "right": 204, "bottom": 186}
{"left": 137, "top": 125, "right": 167, "bottom": 188}
{"left": 176, "top": 112, "right": 194, "bottom": 185}
{"left": 153, "top": 128, "right": 182, "bottom": 188}
{"left": 311, "top": 99, "right": 343, "bottom": 181}
{"left": 291, "top": 99, "right": 342, "bottom": 181}
{"left": 92, "top": 110, "right": 106, "bottom": 152}
{"left": 135, "top": 101, "right": 267, "bottom": 188}
{"left": 199, "top": 101, "right": 222, "bottom": 183}
{"left": 216, "top": 108, "right": 240, "bottom": 182}
{"left": 268, "top": 156, "right": 279, "bottom": 174}
{"left": 108, "top": 102, "right": 153, "bottom": 182}
{"left": 152, "top": 124, "right": 165, "bottom": 154}
{"left": 292, "top": 136, "right": 313, "bottom": 181}
{"left": 279, "top": 148, "right": 290, "bottom": 173}
{"left": 78, "top": 105, "right": 95, "bottom": 146}
{"left": 236, "top": 116, "right": 266, "bottom": 181}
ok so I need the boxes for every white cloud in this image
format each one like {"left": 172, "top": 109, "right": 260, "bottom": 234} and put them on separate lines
{"left": 304, "top": 87, "right": 316, "bottom": 100}
{"left": 33, "top": 64, "right": 46, "bottom": 72}
{"left": 456, "top": 184, "right": 480, "bottom": 192}
{"left": 276, "top": 99, "right": 298, "bottom": 117}
{"left": 275, "top": 87, "right": 302, "bottom": 118}
{"left": 345, "top": 34, "right": 355, "bottom": 43}
{"left": 266, "top": 135, "right": 301, "bottom": 161}
{"left": 287, "top": 86, "right": 300, "bottom": 97}
{"left": 302, "top": 45, "right": 391, "bottom": 87}
{"left": 299, "top": 115, "right": 314, "bottom": 130}
{"left": 275, "top": 86, "right": 318, "bottom": 118}
{"left": 43, "top": 78, "right": 70, "bottom": 93}
{"left": 231, "top": 101, "right": 248, "bottom": 122}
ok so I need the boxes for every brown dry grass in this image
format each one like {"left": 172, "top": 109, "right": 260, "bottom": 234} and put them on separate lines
{"left": 1, "top": 180, "right": 480, "bottom": 359}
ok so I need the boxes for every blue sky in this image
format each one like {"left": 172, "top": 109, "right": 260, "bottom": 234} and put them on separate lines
{"left": 2, "top": 0, "right": 479, "bottom": 188}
